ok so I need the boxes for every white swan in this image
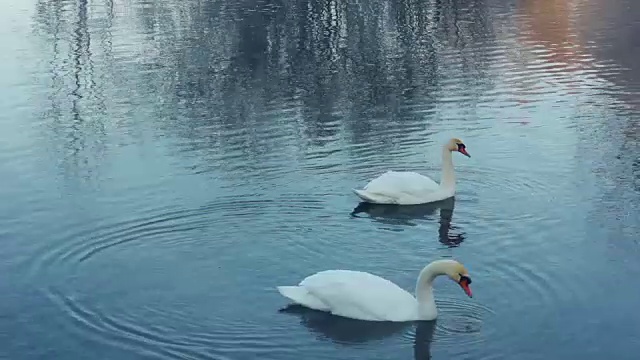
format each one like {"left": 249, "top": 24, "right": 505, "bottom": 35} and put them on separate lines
{"left": 352, "top": 138, "right": 470, "bottom": 205}
{"left": 277, "top": 259, "right": 473, "bottom": 322}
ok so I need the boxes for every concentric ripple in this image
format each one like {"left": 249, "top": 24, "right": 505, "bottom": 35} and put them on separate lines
{"left": 28, "top": 192, "right": 347, "bottom": 359}
{"left": 432, "top": 300, "right": 492, "bottom": 341}
{"left": 45, "top": 286, "right": 311, "bottom": 360}
{"left": 27, "top": 198, "right": 270, "bottom": 277}
{"left": 46, "top": 288, "right": 204, "bottom": 360}
{"left": 28, "top": 190, "right": 355, "bottom": 275}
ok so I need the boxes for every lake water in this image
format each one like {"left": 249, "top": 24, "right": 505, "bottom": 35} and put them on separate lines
{"left": 1, "top": 0, "right": 639, "bottom": 359}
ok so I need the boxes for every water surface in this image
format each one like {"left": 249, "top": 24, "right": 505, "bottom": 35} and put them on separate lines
{"left": 1, "top": 0, "right": 639, "bottom": 359}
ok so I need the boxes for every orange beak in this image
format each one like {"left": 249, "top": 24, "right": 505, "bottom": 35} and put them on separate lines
{"left": 458, "top": 147, "right": 470, "bottom": 158}
{"left": 459, "top": 276, "right": 473, "bottom": 298}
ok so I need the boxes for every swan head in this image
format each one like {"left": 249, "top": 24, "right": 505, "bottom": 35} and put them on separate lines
{"left": 442, "top": 260, "right": 473, "bottom": 298}
{"left": 447, "top": 138, "right": 470, "bottom": 158}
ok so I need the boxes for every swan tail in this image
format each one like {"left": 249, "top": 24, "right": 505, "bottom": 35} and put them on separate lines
{"left": 352, "top": 189, "right": 395, "bottom": 204}
{"left": 277, "top": 286, "right": 330, "bottom": 311}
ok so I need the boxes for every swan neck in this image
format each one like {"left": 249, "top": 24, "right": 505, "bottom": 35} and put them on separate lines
{"left": 414, "top": 261, "right": 449, "bottom": 316}
{"left": 415, "top": 262, "right": 440, "bottom": 297}
{"left": 440, "top": 147, "right": 455, "bottom": 189}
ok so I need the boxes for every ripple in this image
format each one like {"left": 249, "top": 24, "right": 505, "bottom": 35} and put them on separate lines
{"left": 476, "top": 231, "right": 588, "bottom": 324}
{"left": 455, "top": 163, "right": 562, "bottom": 234}
{"left": 28, "top": 192, "right": 349, "bottom": 281}
{"left": 488, "top": 257, "right": 563, "bottom": 308}
{"left": 27, "top": 190, "right": 358, "bottom": 358}
{"left": 28, "top": 198, "right": 274, "bottom": 276}
{"left": 394, "top": 298, "right": 494, "bottom": 360}
{"left": 463, "top": 165, "right": 552, "bottom": 198}
{"left": 45, "top": 286, "right": 305, "bottom": 360}
{"left": 46, "top": 288, "right": 203, "bottom": 360}
{"left": 433, "top": 298, "right": 493, "bottom": 343}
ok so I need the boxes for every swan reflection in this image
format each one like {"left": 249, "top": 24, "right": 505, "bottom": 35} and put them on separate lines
{"left": 414, "top": 320, "right": 437, "bottom": 360}
{"left": 280, "top": 305, "right": 436, "bottom": 359}
{"left": 350, "top": 197, "right": 465, "bottom": 247}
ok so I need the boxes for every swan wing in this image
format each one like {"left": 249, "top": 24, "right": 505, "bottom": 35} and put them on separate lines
{"left": 365, "top": 171, "right": 440, "bottom": 193}
{"left": 298, "top": 270, "right": 418, "bottom": 322}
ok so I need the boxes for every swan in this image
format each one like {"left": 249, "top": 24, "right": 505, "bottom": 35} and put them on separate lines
{"left": 352, "top": 138, "right": 470, "bottom": 205}
{"left": 277, "top": 259, "right": 473, "bottom": 322}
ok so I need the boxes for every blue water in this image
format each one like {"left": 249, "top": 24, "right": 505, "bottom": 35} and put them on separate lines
{"left": 1, "top": 0, "right": 639, "bottom": 359}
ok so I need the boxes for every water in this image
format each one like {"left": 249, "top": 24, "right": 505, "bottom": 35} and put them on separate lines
{"left": 1, "top": 0, "right": 639, "bottom": 359}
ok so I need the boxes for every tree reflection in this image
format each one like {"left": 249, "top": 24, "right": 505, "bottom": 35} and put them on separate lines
{"left": 133, "top": 0, "right": 496, "bottom": 162}
{"left": 34, "top": 0, "right": 108, "bottom": 185}
{"left": 33, "top": 0, "right": 497, "bottom": 178}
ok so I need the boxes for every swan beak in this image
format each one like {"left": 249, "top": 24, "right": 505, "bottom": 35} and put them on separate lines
{"left": 459, "top": 276, "right": 473, "bottom": 297}
{"left": 459, "top": 148, "right": 470, "bottom": 158}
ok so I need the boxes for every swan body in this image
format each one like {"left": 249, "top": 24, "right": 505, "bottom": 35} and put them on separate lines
{"left": 353, "top": 138, "right": 470, "bottom": 205}
{"left": 352, "top": 171, "right": 441, "bottom": 204}
{"left": 277, "top": 259, "right": 473, "bottom": 322}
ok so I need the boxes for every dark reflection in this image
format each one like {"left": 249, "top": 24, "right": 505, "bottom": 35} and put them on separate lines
{"left": 31, "top": 0, "right": 498, "bottom": 179}
{"left": 280, "top": 304, "right": 436, "bottom": 358}
{"left": 413, "top": 320, "right": 437, "bottom": 360}
{"left": 351, "top": 197, "right": 465, "bottom": 246}
{"left": 130, "top": 0, "right": 496, "bottom": 167}
{"left": 634, "top": 158, "right": 640, "bottom": 192}
{"left": 34, "top": 0, "right": 108, "bottom": 184}
{"left": 280, "top": 304, "right": 411, "bottom": 344}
